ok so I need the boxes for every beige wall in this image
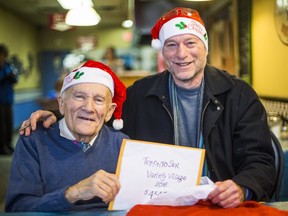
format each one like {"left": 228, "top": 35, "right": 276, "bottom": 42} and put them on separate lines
{"left": 0, "top": 7, "right": 40, "bottom": 90}
{"left": 252, "top": 0, "right": 288, "bottom": 98}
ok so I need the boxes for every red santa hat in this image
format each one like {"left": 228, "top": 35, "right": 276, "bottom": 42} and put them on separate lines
{"left": 151, "top": 7, "right": 208, "bottom": 51}
{"left": 60, "top": 60, "right": 126, "bottom": 130}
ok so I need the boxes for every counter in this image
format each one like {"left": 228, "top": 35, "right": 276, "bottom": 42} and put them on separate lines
{"left": 117, "top": 70, "right": 152, "bottom": 87}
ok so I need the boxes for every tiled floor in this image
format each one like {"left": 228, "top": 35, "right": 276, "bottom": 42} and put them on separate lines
{"left": 0, "top": 132, "right": 18, "bottom": 212}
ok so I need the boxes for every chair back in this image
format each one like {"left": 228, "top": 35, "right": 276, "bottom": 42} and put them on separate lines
{"left": 270, "top": 130, "right": 284, "bottom": 201}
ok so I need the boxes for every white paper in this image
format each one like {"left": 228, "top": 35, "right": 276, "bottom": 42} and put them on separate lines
{"left": 147, "top": 176, "right": 216, "bottom": 206}
{"left": 109, "top": 139, "right": 207, "bottom": 210}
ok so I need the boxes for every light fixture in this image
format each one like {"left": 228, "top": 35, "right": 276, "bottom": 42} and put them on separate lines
{"left": 122, "top": 19, "right": 133, "bottom": 28}
{"left": 58, "top": 0, "right": 101, "bottom": 26}
{"left": 184, "top": 0, "right": 212, "bottom": 1}
{"left": 65, "top": 6, "right": 101, "bottom": 26}
{"left": 57, "top": 0, "right": 93, "bottom": 9}
{"left": 122, "top": 0, "right": 134, "bottom": 28}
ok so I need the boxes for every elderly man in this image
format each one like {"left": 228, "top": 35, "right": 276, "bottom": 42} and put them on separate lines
{"left": 5, "top": 60, "right": 128, "bottom": 212}
{"left": 19, "top": 8, "right": 275, "bottom": 208}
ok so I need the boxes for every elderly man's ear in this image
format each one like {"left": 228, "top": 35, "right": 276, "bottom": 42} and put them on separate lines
{"left": 105, "top": 103, "right": 117, "bottom": 122}
{"left": 57, "top": 96, "right": 65, "bottom": 116}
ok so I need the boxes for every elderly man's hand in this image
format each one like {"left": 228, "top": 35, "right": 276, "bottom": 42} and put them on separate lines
{"left": 19, "top": 110, "right": 56, "bottom": 136}
{"left": 65, "top": 169, "right": 121, "bottom": 204}
{"left": 207, "top": 180, "right": 245, "bottom": 208}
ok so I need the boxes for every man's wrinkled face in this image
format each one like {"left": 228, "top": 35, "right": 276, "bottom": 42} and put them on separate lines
{"left": 162, "top": 34, "right": 208, "bottom": 88}
{"left": 58, "top": 83, "right": 116, "bottom": 142}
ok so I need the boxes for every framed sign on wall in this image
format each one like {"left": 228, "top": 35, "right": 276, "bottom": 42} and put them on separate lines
{"left": 274, "top": 0, "right": 288, "bottom": 45}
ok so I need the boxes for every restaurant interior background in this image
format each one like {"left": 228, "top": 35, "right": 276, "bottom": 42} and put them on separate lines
{"left": 0, "top": 0, "right": 288, "bottom": 208}
{"left": 0, "top": 0, "right": 287, "bottom": 128}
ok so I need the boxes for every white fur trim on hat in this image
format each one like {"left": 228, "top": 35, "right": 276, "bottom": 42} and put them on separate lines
{"left": 112, "top": 119, "right": 123, "bottom": 130}
{"left": 61, "top": 67, "right": 114, "bottom": 96}
{"left": 159, "top": 17, "right": 208, "bottom": 50}
{"left": 151, "top": 39, "right": 162, "bottom": 50}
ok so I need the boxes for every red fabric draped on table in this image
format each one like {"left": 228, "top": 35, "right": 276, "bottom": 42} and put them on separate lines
{"left": 127, "top": 201, "right": 288, "bottom": 216}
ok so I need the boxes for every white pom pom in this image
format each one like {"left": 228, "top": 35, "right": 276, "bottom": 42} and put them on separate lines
{"left": 151, "top": 39, "right": 162, "bottom": 50}
{"left": 113, "top": 119, "right": 123, "bottom": 130}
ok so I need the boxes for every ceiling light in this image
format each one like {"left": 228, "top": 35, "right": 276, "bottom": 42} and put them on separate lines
{"left": 184, "top": 0, "right": 212, "bottom": 1}
{"left": 57, "top": 0, "right": 93, "bottom": 9}
{"left": 122, "top": 19, "right": 133, "bottom": 28}
{"left": 65, "top": 6, "right": 101, "bottom": 26}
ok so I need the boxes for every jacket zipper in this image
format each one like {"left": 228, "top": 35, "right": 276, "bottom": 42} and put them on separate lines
{"left": 161, "top": 97, "right": 175, "bottom": 144}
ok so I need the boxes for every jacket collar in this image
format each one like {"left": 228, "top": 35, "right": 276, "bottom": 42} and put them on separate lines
{"left": 204, "top": 64, "right": 235, "bottom": 96}
{"left": 146, "top": 71, "right": 170, "bottom": 100}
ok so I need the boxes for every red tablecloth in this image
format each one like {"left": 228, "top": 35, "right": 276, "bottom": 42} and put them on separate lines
{"left": 127, "top": 201, "right": 288, "bottom": 216}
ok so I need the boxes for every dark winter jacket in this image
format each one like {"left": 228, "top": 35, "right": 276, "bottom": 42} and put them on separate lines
{"left": 122, "top": 64, "right": 275, "bottom": 201}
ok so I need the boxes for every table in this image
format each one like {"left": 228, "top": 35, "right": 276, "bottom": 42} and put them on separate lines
{"left": 265, "top": 201, "right": 288, "bottom": 210}
{"left": 0, "top": 210, "right": 127, "bottom": 215}
{"left": 0, "top": 202, "right": 287, "bottom": 215}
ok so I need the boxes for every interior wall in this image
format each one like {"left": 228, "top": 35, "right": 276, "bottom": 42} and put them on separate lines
{"left": 251, "top": 0, "right": 288, "bottom": 98}
{"left": 38, "top": 26, "right": 133, "bottom": 51}
{"left": 0, "top": 7, "right": 40, "bottom": 90}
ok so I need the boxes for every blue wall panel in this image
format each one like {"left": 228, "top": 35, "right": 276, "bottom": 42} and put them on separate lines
{"left": 13, "top": 100, "right": 42, "bottom": 130}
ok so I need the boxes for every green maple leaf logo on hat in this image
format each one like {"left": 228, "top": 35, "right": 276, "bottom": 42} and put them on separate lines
{"left": 175, "top": 21, "right": 187, "bottom": 30}
{"left": 73, "top": 71, "right": 84, "bottom": 80}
